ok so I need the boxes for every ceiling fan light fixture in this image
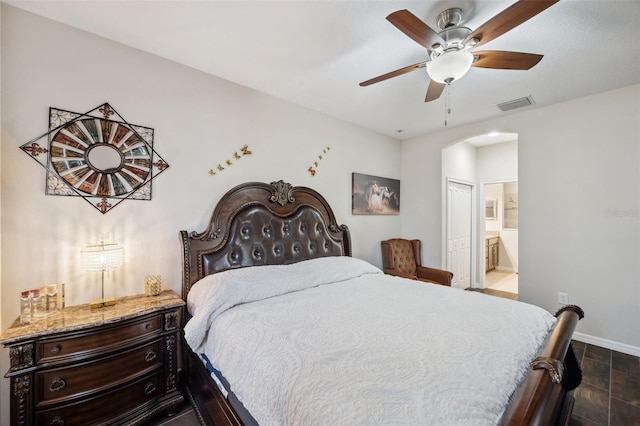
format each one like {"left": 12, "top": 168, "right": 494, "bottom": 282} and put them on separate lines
{"left": 427, "top": 50, "right": 474, "bottom": 84}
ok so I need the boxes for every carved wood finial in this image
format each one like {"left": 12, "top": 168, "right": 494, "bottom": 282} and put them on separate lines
{"left": 531, "top": 356, "right": 564, "bottom": 384}
{"left": 555, "top": 304, "right": 585, "bottom": 319}
{"left": 270, "top": 180, "right": 295, "bottom": 206}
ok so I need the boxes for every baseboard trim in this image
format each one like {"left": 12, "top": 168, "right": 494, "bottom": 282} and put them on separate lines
{"left": 572, "top": 332, "right": 640, "bottom": 357}
{"left": 494, "top": 266, "right": 517, "bottom": 273}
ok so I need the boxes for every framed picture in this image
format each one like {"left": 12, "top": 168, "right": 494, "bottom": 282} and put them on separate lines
{"left": 486, "top": 198, "right": 497, "bottom": 220}
{"left": 352, "top": 172, "right": 400, "bottom": 215}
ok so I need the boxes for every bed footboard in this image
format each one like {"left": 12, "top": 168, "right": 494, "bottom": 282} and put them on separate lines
{"left": 499, "top": 305, "right": 584, "bottom": 425}
{"left": 183, "top": 304, "right": 584, "bottom": 426}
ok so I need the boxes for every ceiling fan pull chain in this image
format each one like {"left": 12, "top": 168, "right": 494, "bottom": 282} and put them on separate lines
{"left": 444, "top": 84, "right": 451, "bottom": 126}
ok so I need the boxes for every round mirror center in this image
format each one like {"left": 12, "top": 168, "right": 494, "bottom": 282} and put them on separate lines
{"left": 87, "top": 144, "right": 123, "bottom": 172}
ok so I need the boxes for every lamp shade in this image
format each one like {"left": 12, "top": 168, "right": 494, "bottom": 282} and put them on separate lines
{"left": 427, "top": 50, "right": 474, "bottom": 84}
{"left": 81, "top": 242, "right": 124, "bottom": 272}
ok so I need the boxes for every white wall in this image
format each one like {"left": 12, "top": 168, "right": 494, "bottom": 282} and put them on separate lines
{"left": 0, "top": 5, "right": 4, "bottom": 421}
{"left": 477, "top": 141, "right": 518, "bottom": 182}
{"left": 402, "top": 84, "right": 640, "bottom": 355}
{"left": 0, "top": 6, "right": 401, "bottom": 421}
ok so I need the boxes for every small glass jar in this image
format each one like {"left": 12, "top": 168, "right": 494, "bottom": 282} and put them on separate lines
{"left": 46, "top": 284, "right": 58, "bottom": 311}
{"left": 144, "top": 275, "right": 161, "bottom": 296}
{"left": 31, "top": 289, "right": 46, "bottom": 319}
{"left": 20, "top": 291, "right": 32, "bottom": 324}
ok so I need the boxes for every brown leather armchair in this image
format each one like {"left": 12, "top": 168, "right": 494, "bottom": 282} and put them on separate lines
{"left": 381, "top": 238, "right": 453, "bottom": 286}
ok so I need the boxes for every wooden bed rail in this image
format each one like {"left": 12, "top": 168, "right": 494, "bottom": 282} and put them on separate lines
{"left": 500, "top": 305, "right": 584, "bottom": 426}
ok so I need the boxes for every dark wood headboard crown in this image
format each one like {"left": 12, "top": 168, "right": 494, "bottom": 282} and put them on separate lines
{"left": 180, "top": 181, "right": 351, "bottom": 300}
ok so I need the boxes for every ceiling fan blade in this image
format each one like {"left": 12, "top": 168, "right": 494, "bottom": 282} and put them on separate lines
{"left": 387, "top": 10, "right": 446, "bottom": 51}
{"left": 464, "top": 0, "right": 559, "bottom": 48}
{"left": 425, "top": 81, "right": 446, "bottom": 102}
{"left": 472, "top": 51, "right": 543, "bottom": 70}
{"left": 360, "top": 61, "right": 427, "bottom": 87}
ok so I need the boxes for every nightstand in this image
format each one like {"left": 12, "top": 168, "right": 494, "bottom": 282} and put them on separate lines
{"left": 1, "top": 290, "right": 185, "bottom": 425}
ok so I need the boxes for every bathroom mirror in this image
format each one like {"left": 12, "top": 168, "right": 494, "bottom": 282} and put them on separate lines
{"left": 486, "top": 198, "right": 497, "bottom": 220}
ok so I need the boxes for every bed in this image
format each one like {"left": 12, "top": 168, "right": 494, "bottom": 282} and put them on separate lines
{"left": 179, "top": 180, "right": 584, "bottom": 426}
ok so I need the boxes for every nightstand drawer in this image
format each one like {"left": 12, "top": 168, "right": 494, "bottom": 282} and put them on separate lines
{"left": 36, "top": 338, "right": 164, "bottom": 407}
{"left": 37, "top": 314, "right": 162, "bottom": 363}
{"left": 35, "top": 370, "right": 163, "bottom": 426}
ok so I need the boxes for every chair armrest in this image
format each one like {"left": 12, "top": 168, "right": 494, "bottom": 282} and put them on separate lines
{"left": 383, "top": 269, "right": 417, "bottom": 280}
{"left": 416, "top": 266, "right": 453, "bottom": 286}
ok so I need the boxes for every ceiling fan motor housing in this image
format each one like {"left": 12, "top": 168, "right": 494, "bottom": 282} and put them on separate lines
{"left": 431, "top": 8, "right": 472, "bottom": 53}
{"left": 433, "top": 26, "right": 472, "bottom": 53}
{"left": 436, "top": 8, "right": 463, "bottom": 30}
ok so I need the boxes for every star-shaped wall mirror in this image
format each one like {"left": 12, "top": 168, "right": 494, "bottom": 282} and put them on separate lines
{"left": 21, "top": 103, "right": 169, "bottom": 213}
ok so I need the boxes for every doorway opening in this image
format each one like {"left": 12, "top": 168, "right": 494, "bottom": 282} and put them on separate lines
{"left": 483, "top": 181, "right": 518, "bottom": 298}
{"left": 442, "top": 131, "right": 518, "bottom": 296}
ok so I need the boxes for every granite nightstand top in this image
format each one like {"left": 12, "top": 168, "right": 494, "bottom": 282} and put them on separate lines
{"left": 0, "top": 290, "right": 185, "bottom": 345}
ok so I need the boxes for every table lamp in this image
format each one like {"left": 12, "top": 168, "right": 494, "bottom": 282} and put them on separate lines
{"left": 81, "top": 241, "right": 124, "bottom": 308}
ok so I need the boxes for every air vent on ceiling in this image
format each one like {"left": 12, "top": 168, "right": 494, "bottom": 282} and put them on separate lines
{"left": 496, "top": 95, "right": 535, "bottom": 112}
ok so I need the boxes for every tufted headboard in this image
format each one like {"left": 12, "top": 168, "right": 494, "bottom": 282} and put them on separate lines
{"left": 179, "top": 180, "right": 352, "bottom": 301}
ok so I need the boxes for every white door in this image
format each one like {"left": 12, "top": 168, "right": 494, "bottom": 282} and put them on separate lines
{"left": 447, "top": 181, "right": 473, "bottom": 289}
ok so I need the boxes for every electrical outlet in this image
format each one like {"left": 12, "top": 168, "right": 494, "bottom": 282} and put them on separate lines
{"left": 557, "top": 292, "right": 569, "bottom": 305}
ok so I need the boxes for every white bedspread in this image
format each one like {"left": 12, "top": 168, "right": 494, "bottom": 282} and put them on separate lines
{"left": 185, "top": 257, "right": 555, "bottom": 426}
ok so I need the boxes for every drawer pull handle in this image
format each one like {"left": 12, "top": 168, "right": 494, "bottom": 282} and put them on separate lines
{"left": 144, "top": 350, "right": 157, "bottom": 362}
{"left": 50, "top": 345, "right": 62, "bottom": 354}
{"left": 145, "top": 323, "right": 152, "bottom": 330}
{"left": 50, "top": 416, "right": 64, "bottom": 426}
{"left": 144, "top": 382, "right": 156, "bottom": 396}
{"left": 50, "top": 378, "right": 66, "bottom": 392}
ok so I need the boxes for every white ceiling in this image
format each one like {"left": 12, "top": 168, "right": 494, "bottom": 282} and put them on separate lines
{"left": 5, "top": 0, "right": 640, "bottom": 141}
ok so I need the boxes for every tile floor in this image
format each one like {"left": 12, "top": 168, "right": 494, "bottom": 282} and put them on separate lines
{"left": 486, "top": 269, "right": 518, "bottom": 294}
{"left": 570, "top": 340, "right": 640, "bottom": 425}
{"left": 466, "top": 283, "right": 640, "bottom": 425}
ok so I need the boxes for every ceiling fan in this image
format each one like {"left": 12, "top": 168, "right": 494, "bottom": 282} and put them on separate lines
{"left": 360, "top": 0, "right": 559, "bottom": 102}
